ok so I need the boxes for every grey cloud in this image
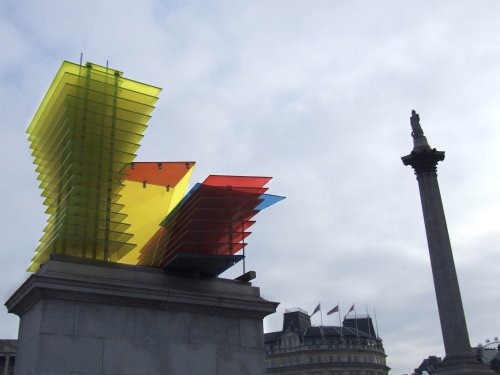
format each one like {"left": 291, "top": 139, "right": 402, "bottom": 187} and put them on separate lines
{"left": 1, "top": 1, "right": 500, "bottom": 374}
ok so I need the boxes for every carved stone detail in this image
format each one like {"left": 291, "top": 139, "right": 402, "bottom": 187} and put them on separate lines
{"left": 401, "top": 148, "right": 445, "bottom": 175}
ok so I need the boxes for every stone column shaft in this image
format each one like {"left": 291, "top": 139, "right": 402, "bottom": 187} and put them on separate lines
{"left": 416, "top": 171, "right": 470, "bottom": 355}
{"left": 3, "top": 355, "right": 10, "bottom": 375}
{"left": 402, "top": 110, "right": 495, "bottom": 374}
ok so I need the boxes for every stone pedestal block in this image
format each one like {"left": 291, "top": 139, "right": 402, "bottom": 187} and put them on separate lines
{"left": 438, "top": 361, "right": 496, "bottom": 375}
{"left": 5, "top": 258, "right": 278, "bottom": 375}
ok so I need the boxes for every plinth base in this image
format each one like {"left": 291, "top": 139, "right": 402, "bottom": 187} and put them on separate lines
{"left": 437, "top": 353, "right": 496, "bottom": 375}
{"left": 5, "top": 258, "right": 278, "bottom": 375}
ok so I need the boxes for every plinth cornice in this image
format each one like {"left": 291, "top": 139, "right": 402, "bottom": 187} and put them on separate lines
{"left": 5, "top": 258, "right": 279, "bottom": 319}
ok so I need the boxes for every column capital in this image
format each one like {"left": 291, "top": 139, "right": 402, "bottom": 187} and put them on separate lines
{"left": 402, "top": 109, "right": 445, "bottom": 175}
{"left": 402, "top": 147, "right": 445, "bottom": 175}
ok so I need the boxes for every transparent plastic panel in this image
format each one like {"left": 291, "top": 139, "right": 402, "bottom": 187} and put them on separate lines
{"left": 26, "top": 60, "right": 160, "bottom": 271}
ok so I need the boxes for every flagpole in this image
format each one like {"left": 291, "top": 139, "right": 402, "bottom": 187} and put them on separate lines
{"left": 373, "top": 307, "right": 380, "bottom": 339}
{"left": 338, "top": 301, "right": 342, "bottom": 337}
{"left": 354, "top": 304, "right": 359, "bottom": 337}
{"left": 338, "top": 302, "right": 342, "bottom": 328}
{"left": 316, "top": 304, "right": 323, "bottom": 339}
{"left": 365, "top": 304, "right": 372, "bottom": 337}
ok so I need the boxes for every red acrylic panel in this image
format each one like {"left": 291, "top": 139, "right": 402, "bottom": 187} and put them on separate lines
{"left": 138, "top": 175, "right": 279, "bottom": 270}
{"left": 202, "top": 175, "right": 272, "bottom": 188}
{"left": 124, "top": 161, "right": 195, "bottom": 187}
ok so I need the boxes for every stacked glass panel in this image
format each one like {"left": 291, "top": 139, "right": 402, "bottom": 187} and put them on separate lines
{"left": 138, "top": 175, "right": 285, "bottom": 269}
{"left": 27, "top": 61, "right": 161, "bottom": 271}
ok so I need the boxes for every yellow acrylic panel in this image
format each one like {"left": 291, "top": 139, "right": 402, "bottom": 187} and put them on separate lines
{"left": 27, "top": 60, "right": 161, "bottom": 271}
{"left": 117, "top": 165, "right": 195, "bottom": 265}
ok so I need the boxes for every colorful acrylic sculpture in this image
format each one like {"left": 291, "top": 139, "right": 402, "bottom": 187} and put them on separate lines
{"left": 138, "top": 175, "right": 285, "bottom": 274}
{"left": 26, "top": 60, "right": 283, "bottom": 275}
{"left": 118, "top": 161, "right": 195, "bottom": 265}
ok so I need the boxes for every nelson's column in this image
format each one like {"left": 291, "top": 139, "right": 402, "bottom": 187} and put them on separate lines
{"left": 402, "top": 110, "right": 494, "bottom": 375}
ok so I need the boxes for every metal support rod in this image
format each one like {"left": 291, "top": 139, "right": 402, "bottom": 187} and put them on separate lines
{"left": 242, "top": 222, "right": 246, "bottom": 274}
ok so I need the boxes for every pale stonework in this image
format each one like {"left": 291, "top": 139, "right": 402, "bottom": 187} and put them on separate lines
{"left": 5, "top": 258, "right": 278, "bottom": 375}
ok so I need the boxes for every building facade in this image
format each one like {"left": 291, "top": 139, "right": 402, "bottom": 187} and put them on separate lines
{"left": 0, "top": 340, "right": 16, "bottom": 375}
{"left": 265, "top": 308, "right": 390, "bottom": 375}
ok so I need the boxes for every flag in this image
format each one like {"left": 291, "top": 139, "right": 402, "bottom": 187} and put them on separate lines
{"left": 327, "top": 305, "right": 339, "bottom": 315}
{"left": 346, "top": 303, "right": 355, "bottom": 315}
{"left": 310, "top": 303, "right": 321, "bottom": 316}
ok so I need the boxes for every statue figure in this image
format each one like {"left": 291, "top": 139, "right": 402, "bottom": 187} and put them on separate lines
{"left": 409, "top": 109, "right": 430, "bottom": 151}
{"left": 410, "top": 109, "right": 424, "bottom": 138}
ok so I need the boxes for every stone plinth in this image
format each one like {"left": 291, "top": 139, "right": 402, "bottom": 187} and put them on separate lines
{"left": 5, "top": 257, "right": 278, "bottom": 375}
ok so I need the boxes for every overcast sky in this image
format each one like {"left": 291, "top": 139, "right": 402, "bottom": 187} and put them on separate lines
{"left": 1, "top": 1, "right": 499, "bottom": 373}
